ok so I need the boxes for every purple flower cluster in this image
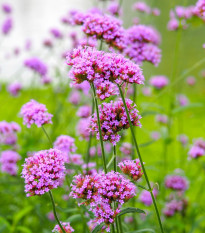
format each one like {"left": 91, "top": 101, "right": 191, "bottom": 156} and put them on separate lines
{"left": 133, "top": 1, "right": 160, "bottom": 16}
{"left": 176, "top": 94, "right": 189, "bottom": 106}
{"left": 20, "top": 100, "right": 53, "bottom": 128}
{"left": 1, "top": 17, "right": 13, "bottom": 35}
{"left": 77, "top": 105, "right": 91, "bottom": 118}
{"left": 24, "top": 57, "right": 48, "bottom": 77}
{"left": 149, "top": 75, "right": 169, "bottom": 89}
{"left": 188, "top": 138, "right": 205, "bottom": 159}
{"left": 163, "top": 199, "right": 186, "bottom": 217}
{"left": 67, "top": 46, "right": 144, "bottom": 100}
{"left": 52, "top": 222, "right": 74, "bottom": 233}
{"left": 139, "top": 188, "right": 158, "bottom": 206}
{"left": 22, "top": 149, "right": 65, "bottom": 197}
{"left": 0, "top": 121, "right": 21, "bottom": 145}
{"left": 123, "top": 25, "right": 161, "bottom": 66}
{"left": 118, "top": 159, "right": 143, "bottom": 181}
{"left": 2, "top": 3, "right": 12, "bottom": 14}
{"left": 0, "top": 150, "right": 21, "bottom": 175}
{"left": 70, "top": 171, "right": 136, "bottom": 230}
{"left": 165, "top": 175, "right": 188, "bottom": 191}
{"left": 90, "top": 99, "right": 142, "bottom": 145}
{"left": 156, "top": 114, "right": 168, "bottom": 124}
{"left": 107, "top": 2, "right": 122, "bottom": 17}
{"left": 195, "top": 0, "right": 205, "bottom": 17}
{"left": 120, "top": 142, "right": 133, "bottom": 156}
{"left": 50, "top": 28, "right": 63, "bottom": 39}
{"left": 7, "top": 82, "right": 22, "bottom": 97}
{"left": 76, "top": 118, "right": 91, "bottom": 141}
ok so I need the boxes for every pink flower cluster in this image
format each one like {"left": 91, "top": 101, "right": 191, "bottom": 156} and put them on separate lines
{"left": 0, "top": 150, "right": 21, "bottom": 175}
{"left": 21, "top": 149, "right": 65, "bottom": 197}
{"left": 195, "top": 0, "right": 205, "bottom": 17}
{"left": 70, "top": 171, "right": 136, "bottom": 231}
{"left": 24, "top": 57, "right": 48, "bottom": 77}
{"left": 90, "top": 99, "right": 142, "bottom": 145}
{"left": 20, "top": 99, "right": 53, "bottom": 128}
{"left": 107, "top": 2, "right": 122, "bottom": 17}
{"left": 176, "top": 94, "right": 189, "bottom": 106}
{"left": 163, "top": 199, "right": 186, "bottom": 217}
{"left": 156, "top": 114, "right": 168, "bottom": 124}
{"left": 67, "top": 46, "right": 144, "bottom": 99}
{"left": 149, "top": 75, "right": 169, "bottom": 89}
{"left": 77, "top": 105, "right": 91, "bottom": 118}
{"left": 188, "top": 138, "right": 205, "bottom": 159}
{"left": 165, "top": 175, "right": 188, "bottom": 191}
{"left": 76, "top": 118, "right": 91, "bottom": 141}
{"left": 0, "top": 121, "right": 21, "bottom": 145}
{"left": 120, "top": 142, "right": 133, "bottom": 156}
{"left": 123, "top": 25, "right": 161, "bottom": 66}
{"left": 133, "top": 1, "right": 160, "bottom": 16}
{"left": 52, "top": 222, "right": 74, "bottom": 233}
{"left": 118, "top": 159, "right": 143, "bottom": 181}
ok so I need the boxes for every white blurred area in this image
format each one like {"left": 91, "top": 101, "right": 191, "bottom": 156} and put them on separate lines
{"left": 0, "top": 0, "right": 93, "bottom": 84}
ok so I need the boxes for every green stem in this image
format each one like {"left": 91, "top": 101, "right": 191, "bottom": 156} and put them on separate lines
{"left": 49, "top": 190, "right": 66, "bottom": 233}
{"left": 118, "top": 85, "right": 164, "bottom": 233}
{"left": 112, "top": 224, "right": 116, "bottom": 233}
{"left": 99, "top": 39, "right": 103, "bottom": 51}
{"left": 86, "top": 97, "right": 95, "bottom": 173}
{"left": 41, "top": 125, "right": 53, "bottom": 147}
{"left": 113, "top": 146, "right": 117, "bottom": 172}
{"left": 91, "top": 83, "right": 107, "bottom": 173}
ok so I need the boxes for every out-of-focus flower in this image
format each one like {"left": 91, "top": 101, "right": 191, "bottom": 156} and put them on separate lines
{"left": 195, "top": 0, "right": 205, "bottom": 17}
{"left": 150, "top": 131, "right": 161, "bottom": 140}
{"left": 7, "top": 82, "right": 22, "bottom": 97}
{"left": 156, "top": 114, "right": 168, "bottom": 124}
{"left": 2, "top": 3, "right": 12, "bottom": 14}
{"left": 142, "top": 86, "right": 152, "bottom": 96}
{"left": 47, "top": 211, "right": 55, "bottom": 221}
{"left": 118, "top": 159, "right": 143, "bottom": 181}
{"left": 20, "top": 99, "right": 53, "bottom": 128}
{"left": 68, "top": 91, "right": 81, "bottom": 105}
{"left": 22, "top": 149, "right": 65, "bottom": 197}
{"left": 188, "top": 138, "right": 205, "bottom": 159}
{"left": 133, "top": 2, "right": 151, "bottom": 14}
{"left": 90, "top": 99, "right": 142, "bottom": 145}
{"left": 139, "top": 187, "right": 158, "bottom": 206}
{"left": 77, "top": 105, "right": 91, "bottom": 118}
{"left": 163, "top": 199, "right": 187, "bottom": 217}
{"left": 176, "top": 94, "right": 189, "bottom": 106}
{"left": 149, "top": 75, "right": 169, "bottom": 89}
{"left": 107, "top": 2, "right": 122, "bottom": 16}
{"left": 52, "top": 222, "right": 74, "bottom": 233}
{"left": 24, "top": 57, "right": 48, "bottom": 77}
{"left": 186, "top": 76, "right": 196, "bottom": 86}
{"left": 50, "top": 28, "right": 63, "bottom": 39}
{"left": 1, "top": 17, "right": 13, "bottom": 35}
{"left": 77, "top": 118, "right": 91, "bottom": 141}
{"left": 165, "top": 175, "right": 188, "bottom": 191}
{"left": 0, "top": 150, "right": 21, "bottom": 175}
{"left": 120, "top": 143, "right": 132, "bottom": 156}
{"left": 177, "top": 134, "right": 188, "bottom": 147}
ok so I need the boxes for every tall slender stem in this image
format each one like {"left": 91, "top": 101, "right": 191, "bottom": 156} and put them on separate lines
{"left": 118, "top": 85, "right": 164, "bottom": 233}
{"left": 41, "top": 125, "right": 53, "bottom": 147}
{"left": 113, "top": 145, "right": 117, "bottom": 172}
{"left": 86, "top": 97, "right": 95, "bottom": 172}
{"left": 49, "top": 190, "right": 66, "bottom": 233}
{"left": 91, "top": 82, "right": 107, "bottom": 173}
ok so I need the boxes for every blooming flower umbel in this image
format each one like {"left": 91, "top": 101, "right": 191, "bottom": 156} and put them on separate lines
{"left": 118, "top": 159, "right": 143, "bottom": 181}
{"left": 20, "top": 99, "right": 53, "bottom": 128}
{"left": 165, "top": 175, "right": 188, "bottom": 191}
{"left": 90, "top": 99, "right": 142, "bottom": 145}
{"left": 21, "top": 149, "right": 65, "bottom": 197}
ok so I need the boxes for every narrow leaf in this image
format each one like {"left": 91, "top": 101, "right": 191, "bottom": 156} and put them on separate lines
{"left": 127, "top": 228, "right": 155, "bottom": 233}
{"left": 118, "top": 207, "right": 145, "bottom": 217}
{"left": 91, "top": 223, "right": 105, "bottom": 233}
{"left": 139, "top": 140, "right": 155, "bottom": 148}
{"left": 136, "top": 184, "right": 148, "bottom": 191}
{"left": 172, "top": 103, "right": 204, "bottom": 115}
{"left": 106, "top": 154, "right": 115, "bottom": 170}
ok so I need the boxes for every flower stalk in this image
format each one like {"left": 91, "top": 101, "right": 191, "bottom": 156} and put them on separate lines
{"left": 118, "top": 84, "right": 164, "bottom": 233}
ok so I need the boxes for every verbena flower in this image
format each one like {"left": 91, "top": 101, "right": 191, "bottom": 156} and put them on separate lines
{"left": 0, "top": 121, "right": 21, "bottom": 145}
{"left": 149, "top": 75, "right": 169, "bottom": 89}
{"left": 70, "top": 173, "right": 101, "bottom": 205}
{"left": 107, "top": 2, "right": 122, "bottom": 16}
{"left": 67, "top": 46, "right": 144, "bottom": 99}
{"left": 22, "top": 149, "right": 65, "bottom": 197}
{"left": 120, "top": 142, "right": 133, "bottom": 156}
{"left": 50, "top": 28, "right": 63, "bottom": 39}
{"left": 163, "top": 199, "right": 187, "bottom": 217}
{"left": 118, "top": 159, "right": 143, "bottom": 181}
{"left": 0, "top": 150, "right": 21, "bottom": 175}
{"left": 76, "top": 118, "right": 91, "bottom": 141}
{"left": 77, "top": 105, "right": 92, "bottom": 118}
{"left": 2, "top": 3, "right": 12, "bottom": 14}
{"left": 24, "top": 57, "right": 48, "bottom": 77}
{"left": 90, "top": 99, "right": 142, "bottom": 145}
{"left": 52, "top": 222, "right": 74, "bottom": 233}
{"left": 98, "top": 171, "right": 136, "bottom": 205}
{"left": 156, "top": 114, "right": 168, "bottom": 124}
{"left": 54, "top": 135, "right": 76, "bottom": 156}
{"left": 1, "top": 17, "right": 13, "bottom": 35}
{"left": 133, "top": 2, "right": 151, "bottom": 14}
{"left": 188, "top": 138, "right": 205, "bottom": 159}
{"left": 195, "top": 0, "right": 205, "bottom": 17}
{"left": 7, "top": 82, "right": 22, "bottom": 97}
{"left": 139, "top": 188, "right": 158, "bottom": 206}
{"left": 165, "top": 175, "right": 188, "bottom": 191}
{"left": 20, "top": 99, "right": 53, "bottom": 128}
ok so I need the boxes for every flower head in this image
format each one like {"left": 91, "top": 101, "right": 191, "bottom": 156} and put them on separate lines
{"left": 7, "top": 82, "right": 22, "bottom": 97}
{"left": 2, "top": 17, "right": 13, "bottom": 35}
{"left": 149, "top": 75, "right": 169, "bottom": 89}
{"left": 52, "top": 222, "right": 74, "bottom": 233}
{"left": 21, "top": 149, "right": 65, "bottom": 197}
{"left": 90, "top": 99, "right": 142, "bottom": 145}
{"left": 54, "top": 135, "right": 76, "bottom": 156}
{"left": 118, "top": 159, "right": 143, "bottom": 181}
{"left": 20, "top": 100, "right": 53, "bottom": 128}
{"left": 139, "top": 188, "right": 158, "bottom": 206}
{"left": 24, "top": 57, "right": 48, "bottom": 77}
{"left": 165, "top": 175, "right": 188, "bottom": 191}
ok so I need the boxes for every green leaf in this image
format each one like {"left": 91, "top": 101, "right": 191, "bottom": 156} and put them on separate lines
{"left": 139, "top": 140, "right": 155, "bottom": 148}
{"left": 106, "top": 154, "right": 115, "bottom": 170}
{"left": 141, "top": 111, "right": 160, "bottom": 117}
{"left": 91, "top": 223, "right": 105, "bottom": 233}
{"left": 172, "top": 103, "right": 204, "bottom": 115}
{"left": 0, "top": 216, "right": 11, "bottom": 232}
{"left": 57, "top": 207, "right": 78, "bottom": 214}
{"left": 16, "top": 226, "right": 32, "bottom": 233}
{"left": 136, "top": 184, "right": 148, "bottom": 191}
{"left": 188, "top": 216, "right": 205, "bottom": 233}
{"left": 118, "top": 207, "right": 146, "bottom": 217}
{"left": 12, "top": 206, "right": 33, "bottom": 228}
{"left": 66, "top": 214, "right": 85, "bottom": 223}
{"left": 127, "top": 228, "right": 155, "bottom": 233}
